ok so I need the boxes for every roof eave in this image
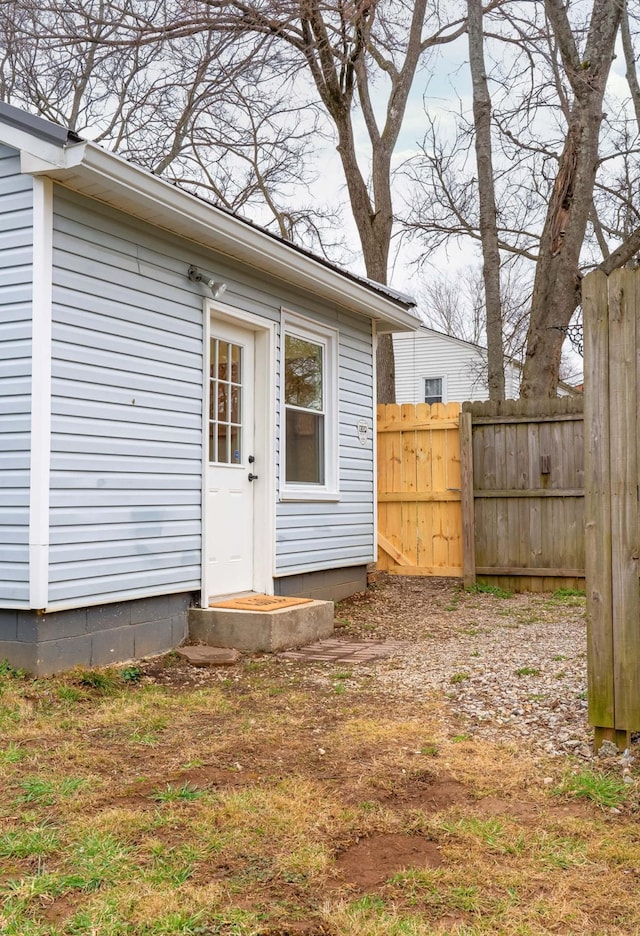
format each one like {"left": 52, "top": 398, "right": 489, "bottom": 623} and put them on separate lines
{"left": 19, "top": 139, "right": 419, "bottom": 333}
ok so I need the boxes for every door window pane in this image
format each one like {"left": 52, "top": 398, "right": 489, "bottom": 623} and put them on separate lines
{"left": 230, "top": 385, "right": 241, "bottom": 424}
{"left": 210, "top": 337, "right": 243, "bottom": 464}
{"left": 217, "top": 422, "right": 228, "bottom": 464}
{"left": 218, "top": 341, "right": 229, "bottom": 380}
{"left": 231, "top": 343, "right": 241, "bottom": 383}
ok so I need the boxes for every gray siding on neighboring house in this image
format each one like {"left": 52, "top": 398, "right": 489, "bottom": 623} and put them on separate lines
{"left": 49, "top": 189, "right": 205, "bottom": 605}
{"left": 0, "top": 145, "right": 32, "bottom": 605}
{"left": 275, "top": 311, "right": 375, "bottom": 575}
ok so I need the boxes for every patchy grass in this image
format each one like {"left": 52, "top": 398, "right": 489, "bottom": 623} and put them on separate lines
{"left": 0, "top": 593, "right": 639, "bottom": 936}
{"left": 553, "top": 768, "right": 631, "bottom": 810}
{"left": 450, "top": 672, "right": 471, "bottom": 684}
{"left": 467, "top": 583, "right": 514, "bottom": 599}
{"left": 553, "top": 588, "right": 586, "bottom": 600}
{"left": 515, "top": 666, "right": 541, "bottom": 677}
{"left": 545, "top": 588, "right": 587, "bottom": 610}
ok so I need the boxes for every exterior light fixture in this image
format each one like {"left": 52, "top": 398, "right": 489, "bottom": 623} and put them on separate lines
{"left": 187, "top": 264, "right": 228, "bottom": 299}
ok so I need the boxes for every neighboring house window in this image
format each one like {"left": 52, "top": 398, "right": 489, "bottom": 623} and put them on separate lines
{"left": 424, "top": 377, "right": 444, "bottom": 405}
{"left": 281, "top": 313, "right": 338, "bottom": 500}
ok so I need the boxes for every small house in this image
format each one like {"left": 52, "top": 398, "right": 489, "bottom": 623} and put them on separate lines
{"left": 0, "top": 103, "right": 419, "bottom": 673}
{"left": 393, "top": 326, "right": 522, "bottom": 404}
{"left": 393, "top": 325, "right": 579, "bottom": 405}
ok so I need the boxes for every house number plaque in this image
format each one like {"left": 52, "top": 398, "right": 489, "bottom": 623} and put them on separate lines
{"left": 357, "top": 420, "right": 368, "bottom": 446}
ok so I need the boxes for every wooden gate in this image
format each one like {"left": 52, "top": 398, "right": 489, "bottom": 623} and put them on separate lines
{"left": 377, "top": 403, "right": 463, "bottom": 576}
{"left": 461, "top": 398, "right": 585, "bottom": 593}
{"left": 584, "top": 268, "right": 640, "bottom": 748}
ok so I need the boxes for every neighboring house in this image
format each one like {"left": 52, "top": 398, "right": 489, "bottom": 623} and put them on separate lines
{"left": 393, "top": 326, "right": 579, "bottom": 404}
{"left": 393, "top": 326, "right": 522, "bottom": 404}
{"left": 0, "top": 103, "right": 419, "bottom": 674}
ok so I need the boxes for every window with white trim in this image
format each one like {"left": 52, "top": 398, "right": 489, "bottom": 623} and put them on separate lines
{"left": 424, "top": 377, "right": 444, "bottom": 405}
{"left": 280, "top": 313, "right": 338, "bottom": 500}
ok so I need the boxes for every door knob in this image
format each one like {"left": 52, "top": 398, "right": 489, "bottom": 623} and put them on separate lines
{"left": 248, "top": 472, "right": 258, "bottom": 482}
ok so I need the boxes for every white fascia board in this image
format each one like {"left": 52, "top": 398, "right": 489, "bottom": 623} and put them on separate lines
{"left": 21, "top": 141, "right": 420, "bottom": 333}
{"left": 1, "top": 122, "right": 82, "bottom": 169}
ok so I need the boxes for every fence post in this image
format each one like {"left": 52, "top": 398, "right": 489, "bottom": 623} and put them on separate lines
{"left": 460, "top": 409, "right": 476, "bottom": 588}
{"left": 584, "top": 270, "right": 617, "bottom": 749}
{"left": 607, "top": 269, "right": 639, "bottom": 746}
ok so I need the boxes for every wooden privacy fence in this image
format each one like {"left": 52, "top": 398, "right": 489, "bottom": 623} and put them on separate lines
{"left": 584, "top": 268, "right": 640, "bottom": 748}
{"left": 377, "top": 398, "right": 585, "bottom": 592}
{"left": 461, "top": 397, "right": 585, "bottom": 593}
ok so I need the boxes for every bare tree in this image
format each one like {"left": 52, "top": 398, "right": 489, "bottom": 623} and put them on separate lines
{"left": 0, "top": 0, "right": 345, "bottom": 255}
{"left": 177, "top": 0, "right": 468, "bottom": 402}
{"left": 405, "top": 0, "right": 640, "bottom": 397}
{"left": 468, "top": 0, "right": 504, "bottom": 399}
{"left": 2, "top": 0, "right": 474, "bottom": 402}
{"left": 420, "top": 263, "right": 530, "bottom": 362}
{"left": 20, "top": 0, "right": 473, "bottom": 402}
{"left": 421, "top": 270, "right": 486, "bottom": 345}
{"left": 520, "top": 0, "right": 623, "bottom": 397}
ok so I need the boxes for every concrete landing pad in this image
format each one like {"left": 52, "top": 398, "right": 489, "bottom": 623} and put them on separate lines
{"left": 188, "top": 599, "right": 334, "bottom": 652}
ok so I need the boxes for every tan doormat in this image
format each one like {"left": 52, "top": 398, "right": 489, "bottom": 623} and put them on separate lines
{"left": 210, "top": 594, "right": 314, "bottom": 612}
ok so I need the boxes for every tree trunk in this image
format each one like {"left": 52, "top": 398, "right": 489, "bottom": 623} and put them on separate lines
{"left": 520, "top": 0, "right": 622, "bottom": 398}
{"left": 521, "top": 102, "right": 604, "bottom": 397}
{"left": 468, "top": 0, "right": 504, "bottom": 400}
{"left": 332, "top": 116, "right": 396, "bottom": 401}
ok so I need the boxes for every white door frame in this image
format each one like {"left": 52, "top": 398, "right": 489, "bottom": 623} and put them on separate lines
{"left": 201, "top": 301, "right": 276, "bottom": 605}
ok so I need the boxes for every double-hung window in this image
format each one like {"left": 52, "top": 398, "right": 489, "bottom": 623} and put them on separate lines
{"left": 424, "top": 377, "right": 444, "bottom": 405}
{"left": 280, "top": 312, "right": 338, "bottom": 500}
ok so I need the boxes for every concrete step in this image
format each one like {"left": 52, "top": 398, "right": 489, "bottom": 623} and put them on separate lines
{"left": 188, "top": 598, "right": 334, "bottom": 652}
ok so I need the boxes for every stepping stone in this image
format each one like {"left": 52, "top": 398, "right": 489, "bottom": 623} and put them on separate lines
{"left": 280, "top": 639, "right": 406, "bottom": 663}
{"left": 177, "top": 646, "right": 241, "bottom": 667}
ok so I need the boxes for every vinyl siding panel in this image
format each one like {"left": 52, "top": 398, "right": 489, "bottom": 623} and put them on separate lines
{"left": 49, "top": 189, "right": 205, "bottom": 605}
{"left": 48, "top": 184, "right": 379, "bottom": 599}
{"left": 394, "top": 328, "right": 522, "bottom": 404}
{"left": 0, "top": 145, "right": 32, "bottom": 605}
{"left": 276, "top": 309, "right": 375, "bottom": 575}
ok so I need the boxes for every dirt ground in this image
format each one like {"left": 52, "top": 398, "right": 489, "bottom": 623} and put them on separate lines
{"left": 2, "top": 575, "right": 639, "bottom": 935}
{"left": 134, "top": 576, "right": 630, "bottom": 903}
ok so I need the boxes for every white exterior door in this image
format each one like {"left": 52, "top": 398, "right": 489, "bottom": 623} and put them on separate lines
{"left": 206, "top": 318, "right": 256, "bottom": 598}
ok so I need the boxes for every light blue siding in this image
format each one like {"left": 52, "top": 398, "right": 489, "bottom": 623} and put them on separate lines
{"left": 0, "top": 145, "right": 32, "bottom": 605}
{"left": 49, "top": 185, "right": 376, "bottom": 602}
{"left": 275, "top": 310, "right": 375, "bottom": 575}
{"left": 49, "top": 190, "right": 205, "bottom": 604}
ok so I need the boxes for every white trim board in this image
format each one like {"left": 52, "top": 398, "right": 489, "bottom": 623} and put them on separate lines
{"left": 28, "top": 176, "right": 53, "bottom": 609}
{"left": 200, "top": 301, "right": 277, "bottom": 606}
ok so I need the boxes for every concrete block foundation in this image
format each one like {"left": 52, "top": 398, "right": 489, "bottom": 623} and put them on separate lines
{"left": 0, "top": 593, "right": 193, "bottom": 675}
{"left": 274, "top": 564, "right": 367, "bottom": 602}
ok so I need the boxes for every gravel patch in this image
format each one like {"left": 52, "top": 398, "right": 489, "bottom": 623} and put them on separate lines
{"left": 338, "top": 575, "right": 591, "bottom": 758}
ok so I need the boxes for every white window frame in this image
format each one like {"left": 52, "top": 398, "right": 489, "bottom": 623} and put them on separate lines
{"left": 279, "top": 311, "right": 339, "bottom": 502}
{"left": 424, "top": 375, "right": 446, "bottom": 405}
